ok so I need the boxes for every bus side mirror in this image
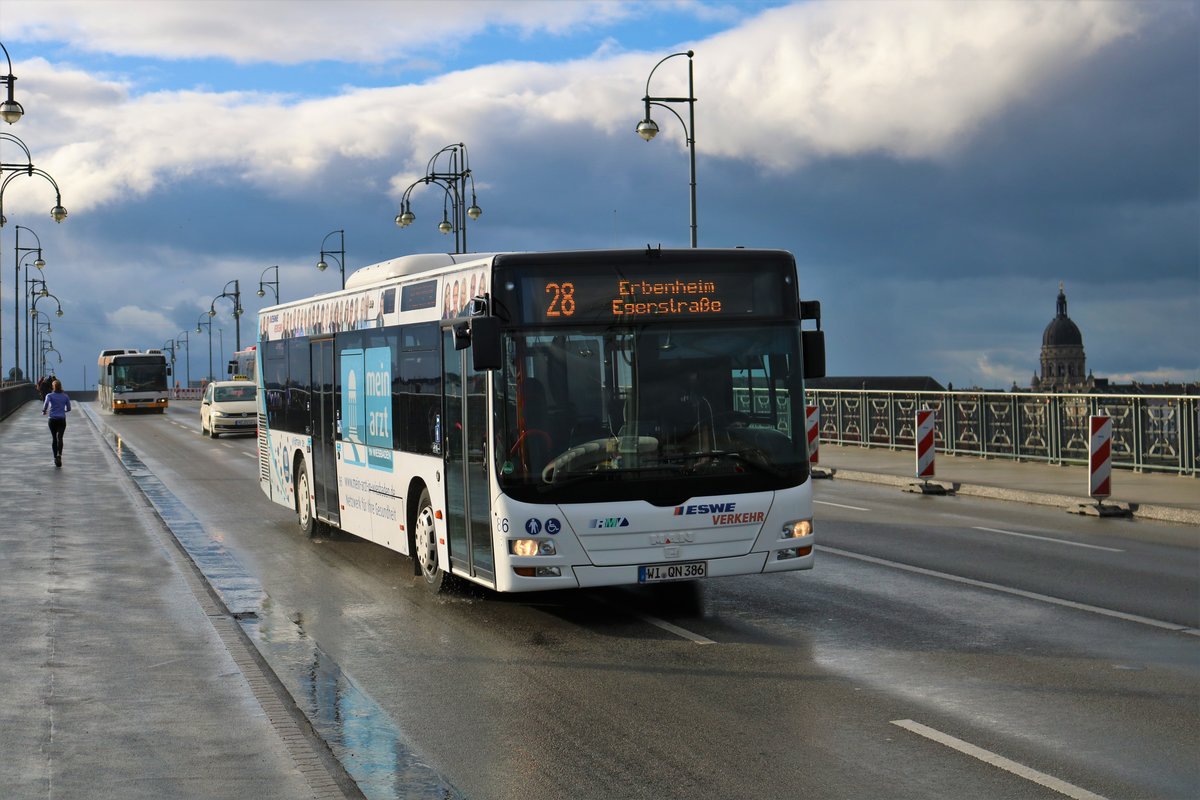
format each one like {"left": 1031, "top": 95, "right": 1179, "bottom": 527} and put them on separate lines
{"left": 470, "top": 316, "right": 502, "bottom": 371}
{"left": 106, "top": 364, "right": 113, "bottom": 375}
{"left": 166, "top": 366, "right": 172, "bottom": 377}
{"left": 227, "top": 360, "right": 235, "bottom": 376}
{"left": 802, "top": 330, "right": 826, "bottom": 380}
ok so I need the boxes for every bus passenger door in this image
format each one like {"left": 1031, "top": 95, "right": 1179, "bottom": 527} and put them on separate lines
{"left": 311, "top": 338, "right": 340, "bottom": 526}
{"left": 442, "top": 332, "right": 494, "bottom": 584}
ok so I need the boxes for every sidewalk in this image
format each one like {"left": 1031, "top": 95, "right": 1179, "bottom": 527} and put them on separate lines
{"left": 0, "top": 401, "right": 353, "bottom": 800}
{"left": 816, "top": 443, "right": 1200, "bottom": 526}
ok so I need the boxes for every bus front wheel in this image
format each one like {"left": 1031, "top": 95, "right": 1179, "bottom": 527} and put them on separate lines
{"left": 413, "top": 489, "right": 446, "bottom": 592}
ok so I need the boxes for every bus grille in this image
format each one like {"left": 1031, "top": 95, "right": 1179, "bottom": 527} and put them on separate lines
{"left": 258, "top": 414, "right": 270, "bottom": 483}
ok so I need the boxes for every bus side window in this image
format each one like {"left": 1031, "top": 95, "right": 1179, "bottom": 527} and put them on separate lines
{"left": 287, "top": 338, "right": 311, "bottom": 433}
{"left": 264, "top": 340, "right": 289, "bottom": 431}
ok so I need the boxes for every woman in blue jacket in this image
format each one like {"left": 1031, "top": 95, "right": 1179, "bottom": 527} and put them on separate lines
{"left": 41, "top": 378, "right": 72, "bottom": 467}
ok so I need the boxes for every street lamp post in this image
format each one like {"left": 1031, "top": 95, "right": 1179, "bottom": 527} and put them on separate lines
{"left": 257, "top": 264, "right": 280, "bottom": 302}
{"left": 176, "top": 330, "right": 191, "bottom": 389}
{"left": 0, "top": 163, "right": 68, "bottom": 227}
{"left": 0, "top": 138, "right": 67, "bottom": 382}
{"left": 33, "top": 315, "right": 50, "bottom": 375}
{"left": 196, "top": 314, "right": 213, "bottom": 384}
{"left": 15, "top": 224, "right": 44, "bottom": 378}
{"left": 636, "top": 50, "right": 698, "bottom": 247}
{"left": 26, "top": 273, "right": 49, "bottom": 379}
{"left": 394, "top": 143, "right": 482, "bottom": 254}
{"left": 31, "top": 290, "right": 62, "bottom": 322}
{"left": 30, "top": 309, "right": 49, "bottom": 364}
{"left": 162, "top": 339, "right": 176, "bottom": 389}
{"left": 209, "top": 279, "right": 243, "bottom": 352}
{"left": 317, "top": 230, "right": 345, "bottom": 290}
{"left": 40, "top": 345, "right": 60, "bottom": 378}
{"left": 0, "top": 42, "right": 24, "bottom": 125}
{"left": 30, "top": 290, "right": 62, "bottom": 379}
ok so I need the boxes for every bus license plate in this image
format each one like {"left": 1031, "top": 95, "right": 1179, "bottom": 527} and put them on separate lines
{"left": 638, "top": 561, "right": 707, "bottom": 583}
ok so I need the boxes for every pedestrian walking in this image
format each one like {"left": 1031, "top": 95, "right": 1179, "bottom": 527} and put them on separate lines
{"left": 42, "top": 378, "right": 72, "bottom": 467}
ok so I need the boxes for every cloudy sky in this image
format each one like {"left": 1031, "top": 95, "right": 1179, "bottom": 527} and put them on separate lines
{"left": 1, "top": 0, "right": 1196, "bottom": 390}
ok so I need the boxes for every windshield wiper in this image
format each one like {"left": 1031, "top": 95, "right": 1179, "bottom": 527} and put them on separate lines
{"left": 657, "top": 450, "right": 788, "bottom": 478}
{"left": 538, "top": 462, "right": 687, "bottom": 490}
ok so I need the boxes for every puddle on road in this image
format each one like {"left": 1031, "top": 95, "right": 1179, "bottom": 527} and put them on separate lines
{"left": 245, "top": 603, "right": 465, "bottom": 800}
{"left": 89, "top": 407, "right": 464, "bottom": 800}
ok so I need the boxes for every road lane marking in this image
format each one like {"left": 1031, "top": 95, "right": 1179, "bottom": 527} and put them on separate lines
{"left": 819, "top": 546, "right": 1200, "bottom": 636}
{"left": 593, "top": 595, "right": 717, "bottom": 645}
{"left": 635, "top": 613, "right": 717, "bottom": 645}
{"left": 971, "top": 526, "right": 1123, "bottom": 552}
{"left": 815, "top": 500, "right": 871, "bottom": 512}
{"left": 892, "top": 719, "right": 1108, "bottom": 800}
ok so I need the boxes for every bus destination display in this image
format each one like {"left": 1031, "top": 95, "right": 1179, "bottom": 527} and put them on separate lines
{"left": 503, "top": 265, "right": 791, "bottom": 324}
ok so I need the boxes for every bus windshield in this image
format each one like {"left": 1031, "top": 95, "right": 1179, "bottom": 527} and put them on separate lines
{"left": 112, "top": 362, "right": 168, "bottom": 393}
{"left": 497, "top": 322, "right": 810, "bottom": 504}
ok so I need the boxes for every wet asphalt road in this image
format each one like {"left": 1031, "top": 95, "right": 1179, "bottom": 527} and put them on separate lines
{"left": 97, "top": 402, "right": 1199, "bottom": 800}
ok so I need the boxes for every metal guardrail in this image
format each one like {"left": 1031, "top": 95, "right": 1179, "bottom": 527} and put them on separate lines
{"left": 807, "top": 389, "right": 1198, "bottom": 477}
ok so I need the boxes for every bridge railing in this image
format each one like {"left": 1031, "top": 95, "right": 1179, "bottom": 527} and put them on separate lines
{"left": 806, "top": 389, "right": 1198, "bottom": 477}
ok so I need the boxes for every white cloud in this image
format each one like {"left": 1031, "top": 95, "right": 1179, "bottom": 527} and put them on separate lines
{"left": 3, "top": 0, "right": 640, "bottom": 64}
{"left": 3, "top": 0, "right": 1149, "bottom": 219}
{"left": 104, "top": 304, "right": 174, "bottom": 336}
{"left": 1103, "top": 367, "right": 1200, "bottom": 384}
{"left": 699, "top": 0, "right": 1138, "bottom": 168}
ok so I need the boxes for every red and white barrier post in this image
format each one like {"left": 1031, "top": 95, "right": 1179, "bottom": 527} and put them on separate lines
{"left": 805, "top": 405, "right": 819, "bottom": 465}
{"left": 915, "top": 409, "right": 936, "bottom": 480}
{"left": 1071, "top": 414, "right": 1129, "bottom": 516}
{"left": 806, "top": 404, "right": 831, "bottom": 478}
{"left": 1088, "top": 415, "right": 1112, "bottom": 500}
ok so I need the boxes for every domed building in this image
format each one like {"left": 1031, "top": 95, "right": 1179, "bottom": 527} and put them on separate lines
{"left": 1032, "top": 282, "right": 1089, "bottom": 392}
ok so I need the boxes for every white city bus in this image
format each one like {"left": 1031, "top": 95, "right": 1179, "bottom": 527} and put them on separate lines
{"left": 97, "top": 349, "right": 171, "bottom": 413}
{"left": 256, "top": 248, "right": 825, "bottom": 593}
{"left": 227, "top": 345, "right": 257, "bottom": 380}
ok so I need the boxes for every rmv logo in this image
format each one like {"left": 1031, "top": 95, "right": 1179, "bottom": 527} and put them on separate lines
{"left": 589, "top": 517, "right": 629, "bottom": 529}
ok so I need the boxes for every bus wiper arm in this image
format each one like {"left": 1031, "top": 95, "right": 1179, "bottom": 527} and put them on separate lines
{"left": 659, "top": 450, "right": 787, "bottom": 478}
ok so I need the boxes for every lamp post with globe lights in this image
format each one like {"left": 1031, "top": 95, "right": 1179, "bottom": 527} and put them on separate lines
{"left": 0, "top": 42, "right": 24, "bottom": 125}
{"left": 317, "top": 230, "right": 345, "bottom": 290}
{"left": 14, "top": 223, "right": 45, "bottom": 377}
{"left": 257, "top": 264, "right": 280, "bottom": 302}
{"left": 26, "top": 273, "right": 50, "bottom": 379}
{"left": 635, "top": 50, "right": 698, "bottom": 247}
{"left": 196, "top": 314, "right": 214, "bottom": 384}
{"left": 394, "top": 143, "right": 482, "bottom": 254}
{"left": 0, "top": 132, "right": 67, "bottom": 382}
{"left": 209, "top": 280, "right": 244, "bottom": 353}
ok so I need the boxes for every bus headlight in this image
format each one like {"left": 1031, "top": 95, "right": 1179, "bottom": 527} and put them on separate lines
{"left": 511, "top": 539, "right": 556, "bottom": 557}
{"left": 778, "top": 519, "right": 814, "bottom": 560}
{"left": 781, "top": 519, "right": 813, "bottom": 539}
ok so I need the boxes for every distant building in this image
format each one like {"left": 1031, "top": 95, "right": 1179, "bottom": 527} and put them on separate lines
{"left": 1032, "top": 282, "right": 1088, "bottom": 392}
{"left": 1025, "top": 282, "right": 1197, "bottom": 396}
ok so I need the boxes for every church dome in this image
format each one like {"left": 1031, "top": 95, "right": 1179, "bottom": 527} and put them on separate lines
{"left": 1042, "top": 284, "right": 1083, "bottom": 347}
{"left": 1043, "top": 316, "right": 1082, "bottom": 347}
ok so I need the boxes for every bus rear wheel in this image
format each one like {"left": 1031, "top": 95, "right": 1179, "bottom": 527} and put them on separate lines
{"left": 295, "top": 458, "right": 318, "bottom": 537}
{"left": 413, "top": 489, "right": 446, "bottom": 592}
